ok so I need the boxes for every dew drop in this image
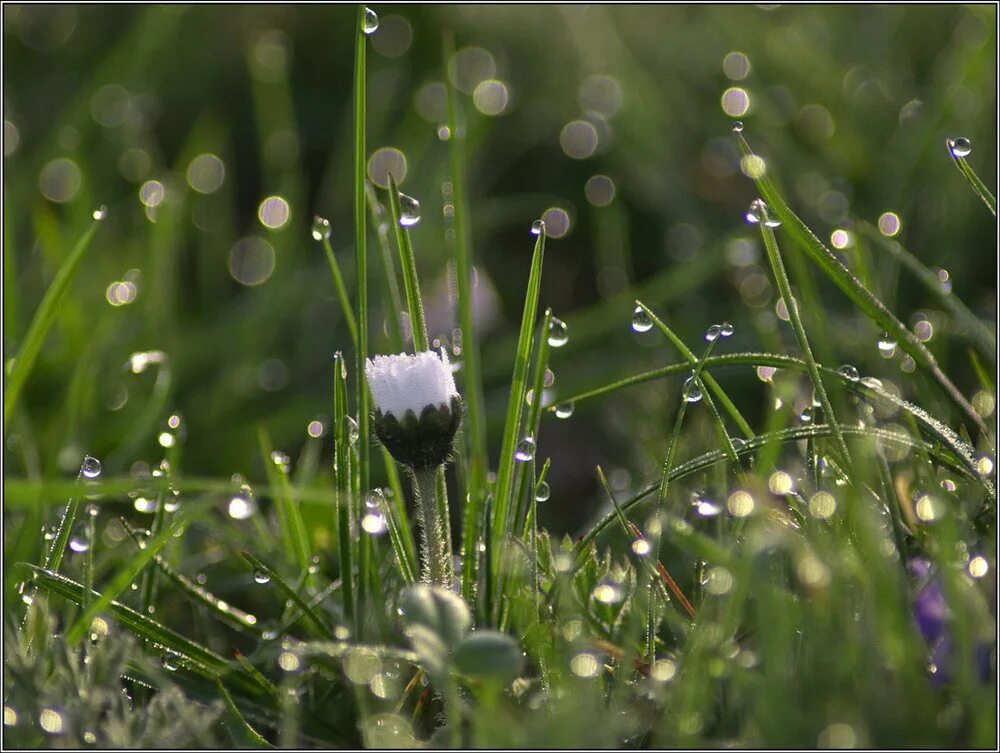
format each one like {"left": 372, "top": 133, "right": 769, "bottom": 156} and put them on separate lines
{"left": 877, "top": 332, "right": 897, "bottom": 358}
{"left": 837, "top": 364, "right": 859, "bottom": 380}
{"left": 682, "top": 377, "right": 703, "bottom": 403}
{"left": 365, "top": 489, "right": 385, "bottom": 509}
{"left": 133, "top": 497, "right": 156, "bottom": 514}
{"left": 731, "top": 121, "right": 744, "bottom": 133}
{"left": 720, "top": 322, "right": 734, "bottom": 337}
{"left": 548, "top": 317, "right": 569, "bottom": 347}
{"left": 591, "top": 579, "right": 623, "bottom": 604}
{"left": 948, "top": 137, "right": 972, "bottom": 158}
{"left": 397, "top": 193, "right": 421, "bottom": 227}
{"left": 345, "top": 416, "right": 360, "bottom": 444}
{"left": 81, "top": 456, "right": 102, "bottom": 479}
{"left": 705, "top": 324, "right": 722, "bottom": 342}
{"left": 362, "top": 512, "right": 388, "bottom": 535}
{"left": 631, "top": 306, "right": 653, "bottom": 333}
{"left": 69, "top": 536, "right": 90, "bottom": 553}
{"left": 744, "top": 198, "right": 780, "bottom": 227}
{"left": 311, "top": 215, "right": 331, "bottom": 241}
{"left": 731, "top": 437, "right": 747, "bottom": 452}
{"left": 554, "top": 401, "right": 575, "bottom": 419}
{"left": 161, "top": 654, "right": 178, "bottom": 671}
{"left": 535, "top": 481, "right": 550, "bottom": 502}
{"left": 691, "top": 492, "right": 721, "bottom": 517}
{"left": 631, "top": 538, "right": 651, "bottom": 556}
{"left": 515, "top": 436, "right": 536, "bottom": 462}
{"left": 92, "top": 205, "right": 108, "bottom": 221}
{"left": 228, "top": 494, "right": 256, "bottom": 520}
{"left": 975, "top": 455, "right": 994, "bottom": 478}
{"left": 799, "top": 405, "right": 814, "bottom": 423}
{"left": 530, "top": 219, "right": 546, "bottom": 236}
{"left": 362, "top": 6, "right": 379, "bottom": 34}
{"left": 254, "top": 570, "right": 271, "bottom": 585}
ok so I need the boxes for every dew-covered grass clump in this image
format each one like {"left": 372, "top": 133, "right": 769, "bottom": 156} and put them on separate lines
{"left": 3, "top": 4, "right": 997, "bottom": 749}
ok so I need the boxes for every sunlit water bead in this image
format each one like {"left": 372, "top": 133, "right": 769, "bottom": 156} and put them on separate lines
{"left": 38, "top": 708, "right": 65, "bottom": 735}
{"left": 877, "top": 331, "right": 897, "bottom": 358}
{"left": 547, "top": 317, "right": 569, "bottom": 347}
{"left": 535, "top": 481, "right": 551, "bottom": 502}
{"left": 270, "top": 450, "right": 291, "bottom": 474}
{"left": 744, "top": 198, "right": 781, "bottom": 228}
{"left": 228, "top": 490, "right": 257, "bottom": 520}
{"left": 837, "top": 364, "right": 860, "bottom": 381}
{"left": 974, "top": 454, "right": 994, "bottom": 478}
{"left": 731, "top": 120, "right": 744, "bottom": 133}
{"left": 311, "top": 215, "right": 332, "bottom": 241}
{"left": 720, "top": 322, "right": 734, "bottom": 338}
{"left": 362, "top": 6, "right": 379, "bottom": 34}
{"left": 915, "top": 493, "right": 947, "bottom": 523}
{"left": 514, "top": 436, "right": 536, "bottom": 462}
{"left": 554, "top": 401, "right": 575, "bottom": 419}
{"left": 397, "top": 193, "right": 421, "bottom": 226}
{"left": 92, "top": 205, "right": 109, "bottom": 221}
{"left": 691, "top": 491, "right": 721, "bottom": 517}
{"left": 253, "top": 570, "right": 271, "bottom": 585}
{"left": 69, "top": 532, "right": 91, "bottom": 553}
{"left": 530, "top": 219, "right": 546, "bottom": 236}
{"left": 630, "top": 306, "right": 653, "bottom": 333}
{"left": 81, "top": 455, "right": 102, "bottom": 479}
{"left": 682, "top": 376, "right": 703, "bottom": 403}
{"left": 705, "top": 324, "right": 722, "bottom": 342}
{"left": 947, "top": 136, "right": 972, "bottom": 158}
{"left": 591, "top": 578, "right": 623, "bottom": 604}
{"left": 344, "top": 415, "right": 360, "bottom": 444}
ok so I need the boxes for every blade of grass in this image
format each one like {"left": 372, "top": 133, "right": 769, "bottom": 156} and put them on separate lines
{"left": 217, "top": 680, "right": 275, "bottom": 748}
{"left": 387, "top": 174, "right": 428, "bottom": 352}
{"left": 317, "top": 229, "right": 358, "bottom": 347}
{"left": 4, "top": 214, "right": 103, "bottom": 430}
{"left": 365, "top": 183, "right": 406, "bottom": 349}
{"left": 492, "top": 227, "right": 546, "bottom": 568}
{"left": 635, "top": 300, "right": 753, "bottom": 441}
{"left": 353, "top": 2, "right": 371, "bottom": 502}
{"left": 857, "top": 221, "right": 995, "bottom": 361}
{"left": 64, "top": 506, "right": 198, "bottom": 645}
{"left": 240, "top": 551, "right": 334, "bottom": 639}
{"left": 333, "top": 353, "right": 355, "bottom": 624}
{"left": 445, "top": 30, "right": 489, "bottom": 607}
{"left": 754, "top": 201, "right": 855, "bottom": 478}
{"left": 946, "top": 137, "right": 997, "bottom": 216}
{"left": 258, "top": 426, "right": 311, "bottom": 577}
{"left": 735, "top": 132, "right": 991, "bottom": 443}
{"left": 42, "top": 459, "right": 92, "bottom": 574}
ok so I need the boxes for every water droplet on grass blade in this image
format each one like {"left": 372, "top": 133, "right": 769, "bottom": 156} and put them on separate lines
{"left": 530, "top": 219, "right": 545, "bottom": 236}
{"left": 682, "top": 377, "right": 703, "bottom": 403}
{"left": 134, "top": 497, "right": 156, "bottom": 514}
{"left": 877, "top": 332, "right": 897, "bottom": 357}
{"left": 362, "top": 6, "right": 379, "bottom": 34}
{"left": 535, "top": 482, "right": 550, "bottom": 502}
{"left": 228, "top": 494, "right": 256, "bottom": 520}
{"left": 92, "top": 205, "right": 108, "bottom": 221}
{"left": 362, "top": 512, "right": 388, "bottom": 535}
{"left": 554, "top": 401, "right": 575, "bottom": 419}
{"left": 548, "top": 317, "right": 569, "bottom": 347}
{"left": 631, "top": 306, "right": 652, "bottom": 332}
{"left": 69, "top": 536, "right": 90, "bottom": 553}
{"left": 837, "top": 364, "right": 859, "bottom": 380}
{"left": 515, "top": 437, "right": 536, "bottom": 462}
{"left": 948, "top": 137, "right": 972, "bottom": 158}
{"left": 311, "top": 215, "right": 331, "bottom": 241}
{"left": 254, "top": 571, "right": 271, "bottom": 584}
{"left": 720, "top": 322, "right": 734, "bottom": 337}
{"left": 81, "top": 456, "right": 102, "bottom": 479}
{"left": 397, "top": 193, "right": 421, "bottom": 226}
{"left": 345, "top": 416, "right": 360, "bottom": 444}
{"left": 731, "top": 121, "right": 744, "bottom": 133}
{"left": 705, "top": 324, "right": 722, "bottom": 342}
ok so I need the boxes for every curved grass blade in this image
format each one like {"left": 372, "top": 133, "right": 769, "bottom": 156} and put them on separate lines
{"left": 4, "top": 215, "right": 103, "bottom": 430}
{"left": 333, "top": 353, "right": 356, "bottom": 624}
{"left": 754, "top": 203, "right": 855, "bottom": 477}
{"left": 240, "top": 551, "right": 334, "bottom": 639}
{"left": 217, "top": 680, "right": 275, "bottom": 749}
{"left": 365, "top": 182, "right": 405, "bottom": 349}
{"left": 858, "top": 221, "right": 995, "bottom": 361}
{"left": 552, "top": 350, "right": 990, "bottom": 498}
{"left": 576, "top": 423, "right": 964, "bottom": 554}
{"left": 353, "top": 2, "right": 371, "bottom": 499}
{"left": 946, "top": 137, "right": 997, "bottom": 216}
{"left": 42, "top": 460, "right": 91, "bottom": 574}
{"left": 387, "top": 174, "right": 428, "bottom": 352}
{"left": 121, "top": 519, "right": 263, "bottom": 636}
{"left": 735, "top": 132, "right": 991, "bottom": 442}
{"left": 63, "top": 508, "right": 199, "bottom": 645}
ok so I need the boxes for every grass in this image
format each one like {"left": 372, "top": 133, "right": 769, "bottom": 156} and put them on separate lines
{"left": 3, "top": 4, "right": 997, "bottom": 749}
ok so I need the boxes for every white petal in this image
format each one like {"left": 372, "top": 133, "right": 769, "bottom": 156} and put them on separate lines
{"left": 365, "top": 351, "right": 458, "bottom": 419}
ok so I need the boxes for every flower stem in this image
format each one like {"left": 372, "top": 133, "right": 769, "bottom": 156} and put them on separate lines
{"left": 412, "top": 467, "right": 453, "bottom": 588}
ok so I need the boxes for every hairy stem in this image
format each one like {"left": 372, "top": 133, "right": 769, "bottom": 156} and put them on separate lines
{"left": 412, "top": 467, "right": 453, "bottom": 588}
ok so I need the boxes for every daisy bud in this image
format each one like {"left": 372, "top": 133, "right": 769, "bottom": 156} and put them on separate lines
{"left": 365, "top": 351, "right": 463, "bottom": 470}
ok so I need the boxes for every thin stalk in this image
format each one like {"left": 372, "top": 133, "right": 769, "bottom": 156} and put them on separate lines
{"left": 333, "top": 353, "right": 355, "bottom": 624}
{"left": 445, "top": 30, "right": 488, "bottom": 607}
{"left": 412, "top": 467, "right": 452, "bottom": 588}
{"left": 387, "top": 175, "right": 428, "bottom": 352}
{"left": 947, "top": 138, "right": 997, "bottom": 216}
{"left": 365, "top": 183, "right": 406, "bottom": 348}
{"left": 43, "top": 462, "right": 89, "bottom": 574}
{"left": 353, "top": 2, "right": 370, "bottom": 497}
{"left": 319, "top": 235, "right": 358, "bottom": 347}
{"left": 755, "top": 204, "right": 856, "bottom": 479}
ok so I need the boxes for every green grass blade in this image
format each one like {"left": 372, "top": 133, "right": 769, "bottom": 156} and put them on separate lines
{"left": 735, "top": 132, "right": 991, "bottom": 442}
{"left": 318, "top": 233, "right": 358, "bottom": 347}
{"left": 240, "top": 551, "right": 334, "bottom": 639}
{"left": 754, "top": 203, "right": 855, "bottom": 478}
{"left": 365, "top": 183, "right": 406, "bottom": 349}
{"left": 635, "top": 301, "right": 754, "bottom": 441}
{"left": 4, "top": 215, "right": 103, "bottom": 430}
{"left": 946, "top": 138, "right": 997, "bottom": 216}
{"left": 64, "top": 507, "right": 198, "bottom": 645}
{"left": 858, "top": 222, "right": 995, "bottom": 361}
{"left": 353, "top": 2, "right": 371, "bottom": 499}
{"left": 217, "top": 680, "right": 276, "bottom": 748}
{"left": 42, "top": 461, "right": 90, "bottom": 574}
{"left": 258, "top": 426, "right": 311, "bottom": 576}
{"left": 491, "top": 226, "right": 546, "bottom": 597}
{"left": 387, "top": 174, "right": 428, "bottom": 352}
{"left": 376, "top": 456, "right": 417, "bottom": 585}
{"left": 121, "top": 519, "right": 262, "bottom": 636}
{"left": 333, "top": 353, "right": 355, "bottom": 624}
{"left": 513, "top": 309, "right": 552, "bottom": 538}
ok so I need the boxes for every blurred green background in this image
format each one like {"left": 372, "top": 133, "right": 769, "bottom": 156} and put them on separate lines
{"left": 3, "top": 4, "right": 996, "bottom": 534}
